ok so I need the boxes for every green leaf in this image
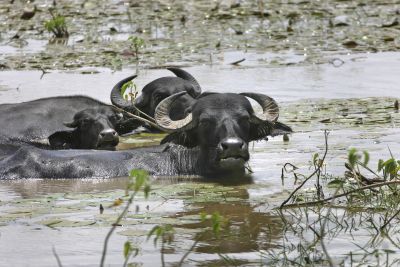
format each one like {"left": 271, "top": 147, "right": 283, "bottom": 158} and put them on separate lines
{"left": 147, "top": 225, "right": 162, "bottom": 246}
{"left": 129, "top": 169, "right": 149, "bottom": 192}
{"left": 363, "top": 151, "right": 370, "bottom": 166}
{"left": 120, "top": 81, "right": 133, "bottom": 99}
{"left": 348, "top": 148, "right": 359, "bottom": 167}
{"left": 378, "top": 159, "right": 384, "bottom": 172}
{"left": 123, "top": 241, "right": 132, "bottom": 259}
{"left": 384, "top": 158, "right": 397, "bottom": 177}
{"left": 211, "top": 212, "right": 222, "bottom": 236}
{"left": 312, "top": 153, "right": 319, "bottom": 165}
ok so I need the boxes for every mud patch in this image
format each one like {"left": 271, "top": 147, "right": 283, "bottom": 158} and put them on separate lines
{"left": 1, "top": 0, "right": 400, "bottom": 70}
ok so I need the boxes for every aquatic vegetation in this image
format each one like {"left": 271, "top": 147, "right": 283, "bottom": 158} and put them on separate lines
{"left": 120, "top": 80, "right": 138, "bottom": 100}
{"left": 2, "top": 0, "right": 400, "bottom": 70}
{"left": 128, "top": 36, "right": 145, "bottom": 61}
{"left": 44, "top": 12, "right": 69, "bottom": 38}
{"left": 147, "top": 211, "right": 229, "bottom": 266}
{"left": 280, "top": 132, "right": 400, "bottom": 209}
{"left": 271, "top": 133, "right": 400, "bottom": 266}
{"left": 100, "top": 169, "right": 150, "bottom": 267}
{"left": 97, "top": 169, "right": 232, "bottom": 266}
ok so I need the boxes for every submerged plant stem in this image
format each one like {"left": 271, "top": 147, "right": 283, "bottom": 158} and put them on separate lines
{"left": 280, "top": 130, "right": 329, "bottom": 209}
{"left": 282, "top": 180, "right": 400, "bottom": 209}
{"left": 320, "top": 188, "right": 340, "bottom": 267}
{"left": 100, "top": 192, "right": 137, "bottom": 267}
{"left": 380, "top": 208, "right": 400, "bottom": 231}
{"left": 177, "top": 239, "right": 200, "bottom": 266}
{"left": 52, "top": 246, "right": 63, "bottom": 267}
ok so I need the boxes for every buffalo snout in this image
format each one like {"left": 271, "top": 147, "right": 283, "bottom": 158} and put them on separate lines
{"left": 98, "top": 128, "right": 119, "bottom": 143}
{"left": 218, "top": 137, "right": 249, "bottom": 160}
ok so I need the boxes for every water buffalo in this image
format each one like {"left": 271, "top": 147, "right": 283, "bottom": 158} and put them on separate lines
{"left": 0, "top": 75, "right": 140, "bottom": 150}
{"left": 0, "top": 92, "right": 292, "bottom": 179}
{"left": 0, "top": 68, "right": 200, "bottom": 150}
{"left": 111, "top": 68, "right": 201, "bottom": 125}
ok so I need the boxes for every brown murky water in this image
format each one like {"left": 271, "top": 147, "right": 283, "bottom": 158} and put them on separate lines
{"left": 1, "top": 52, "right": 400, "bottom": 266}
{"left": 1, "top": 0, "right": 400, "bottom": 266}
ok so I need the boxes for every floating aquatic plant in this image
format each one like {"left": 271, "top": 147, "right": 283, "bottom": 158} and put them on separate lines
{"left": 44, "top": 11, "right": 69, "bottom": 38}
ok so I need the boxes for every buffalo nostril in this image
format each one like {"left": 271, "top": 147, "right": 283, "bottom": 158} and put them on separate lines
{"left": 220, "top": 138, "right": 245, "bottom": 151}
{"left": 221, "top": 143, "right": 228, "bottom": 150}
{"left": 100, "top": 129, "right": 118, "bottom": 139}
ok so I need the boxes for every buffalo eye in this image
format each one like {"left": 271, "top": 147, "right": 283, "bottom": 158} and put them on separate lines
{"left": 153, "top": 93, "right": 163, "bottom": 102}
{"left": 79, "top": 118, "right": 91, "bottom": 126}
{"left": 199, "top": 117, "right": 214, "bottom": 127}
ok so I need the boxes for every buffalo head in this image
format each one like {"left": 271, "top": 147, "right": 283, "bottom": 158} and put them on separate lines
{"left": 155, "top": 92, "right": 292, "bottom": 175}
{"left": 110, "top": 68, "right": 201, "bottom": 125}
{"left": 48, "top": 106, "right": 122, "bottom": 150}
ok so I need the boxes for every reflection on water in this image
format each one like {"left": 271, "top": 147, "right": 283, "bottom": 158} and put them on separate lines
{"left": 0, "top": 178, "right": 130, "bottom": 199}
{"left": 272, "top": 206, "right": 400, "bottom": 266}
{"left": 174, "top": 201, "right": 283, "bottom": 254}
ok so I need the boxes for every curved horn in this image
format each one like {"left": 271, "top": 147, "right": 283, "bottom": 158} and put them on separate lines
{"left": 167, "top": 67, "right": 201, "bottom": 96}
{"left": 110, "top": 74, "right": 138, "bottom": 111}
{"left": 240, "top": 93, "right": 279, "bottom": 122}
{"left": 155, "top": 91, "right": 193, "bottom": 131}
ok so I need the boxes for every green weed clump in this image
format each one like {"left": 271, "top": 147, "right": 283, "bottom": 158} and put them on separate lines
{"left": 44, "top": 13, "right": 69, "bottom": 38}
{"left": 275, "top": 136, "right": 400, "bottom": 267}
{"left": 128, "top": 36, "right": 145, "bottom": 60}
{"left": 280, "top": 132, "right": 400, "bottom": 210}
{"left": 120, "top": 80, "right": 138, "bottom": 100}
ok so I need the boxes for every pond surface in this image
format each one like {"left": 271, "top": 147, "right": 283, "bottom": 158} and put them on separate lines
{"left": 1, "top": 51, "right": 400, "bottom": 266}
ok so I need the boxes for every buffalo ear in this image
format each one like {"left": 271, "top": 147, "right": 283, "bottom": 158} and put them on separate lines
{"left": 48, "top": 131, "right": 73, "bottom": 149}
{"left": 63, "top": 121, "right": 78, "bottom": 128}
{"left": 249, "top": 121, "right": 292, "bottom": 142}
{"left": 270, "top": 121, "right": 293, "bottom": 136}
{"left": 186, "top": 86, "right": 201, "bottom": 98}
{"left": 161, "top": 130, "right": 198, "bottom": 148}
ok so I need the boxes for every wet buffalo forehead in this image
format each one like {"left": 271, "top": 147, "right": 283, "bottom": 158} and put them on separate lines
{"left": 194, "top": 93, "right": 253, "bottom": 111}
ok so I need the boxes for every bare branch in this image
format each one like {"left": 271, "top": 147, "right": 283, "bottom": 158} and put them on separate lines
{"left": 280, "top": 130, "right": 329, "bottom": 209}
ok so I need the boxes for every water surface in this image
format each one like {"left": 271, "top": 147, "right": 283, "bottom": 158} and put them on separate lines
{"left": 1, "top": 51, "right": 400, "bottom": 266}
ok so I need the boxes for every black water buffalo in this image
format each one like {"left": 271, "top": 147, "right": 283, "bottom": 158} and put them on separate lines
{"left": 0, "top": 75, "right": 140, "bottom": 150}
{"left": 0, "top": 92, "right": 292, "bottom": 179}
{"left": 0, "top": 68, "right": 200, "bottom": 150}
{"left": 111, "top": 68, "right": 201, "bottom": 123}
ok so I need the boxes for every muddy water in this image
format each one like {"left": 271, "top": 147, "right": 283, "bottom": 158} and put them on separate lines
{"left": 1, "top": 51, "right": 400, "bottom": 104}
{"left": 1, "top": 51, "right": 400, "bottom": 266}
{"left": 2, "top": 0, "right": 400, "bottom": 265}
{"left": 1, "top": 0, "right": 400, "bottom": 70}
